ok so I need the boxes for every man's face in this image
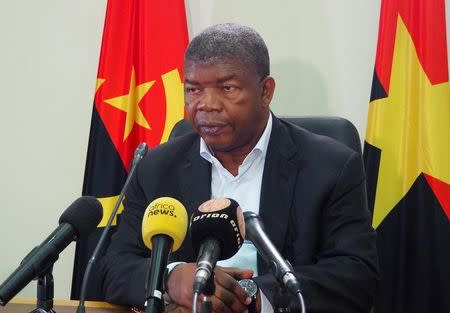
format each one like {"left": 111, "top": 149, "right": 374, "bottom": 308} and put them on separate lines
{"left": 184, "top": 59, "right": 274, "bottom": 154}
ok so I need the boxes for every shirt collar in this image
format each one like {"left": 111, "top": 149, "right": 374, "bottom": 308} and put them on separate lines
{"left": 200, "top": 113, "right": 273, "bottom": 163}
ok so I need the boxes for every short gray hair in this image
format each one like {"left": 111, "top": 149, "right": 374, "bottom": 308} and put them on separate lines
{"left": 184, "top": 23, "right": 270, "bottom": 79}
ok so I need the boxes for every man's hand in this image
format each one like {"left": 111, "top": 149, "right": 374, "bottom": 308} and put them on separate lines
{"left": 165, "top": 263, "right": 254, "bottom": 313}
{"left": 164, "top": 303, "right": 190, "bottom": 313}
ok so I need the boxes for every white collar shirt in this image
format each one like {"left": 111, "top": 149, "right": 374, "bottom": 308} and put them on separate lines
{"left": 199, "top": 114, "right": 273, "bottom": 274}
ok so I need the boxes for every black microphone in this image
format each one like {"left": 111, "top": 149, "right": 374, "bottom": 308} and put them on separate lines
{"left": 243, "top": 211, "right": 301, "bottom": 296}
{"left": 0, "top": 196, "right": 102, "bottom": 306}
{"left": 190, "top": 198, "right": 245, "bottom": 294}
{"left": 76, "top": 142, "right": 148, "bottom": 313}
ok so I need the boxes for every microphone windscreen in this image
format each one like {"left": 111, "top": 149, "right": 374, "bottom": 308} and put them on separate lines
{"left": 142, "top": 197, "right": 188, "bottom": 252}
{"left": 190, "top": 198, "right": 245, "bottom": 260}
{"left": 58, "top": 196, "right": 103, "bottom": 238}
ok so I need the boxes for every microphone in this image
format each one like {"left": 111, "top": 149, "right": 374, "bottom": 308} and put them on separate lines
{"left": 76, "top": 142, "right": 148, "bottom": 313}
{"left": 131, "top": 142, "right": 149, "bottom": 168}
{"left": 243, "top": 212, "right": 302, "bottom": 296}
{"left": 0, "top": 196, "right": 102, "bottom": 306}
{"left": 190, "top": 198, "right": 245, "bottom": 294}
{"left": 142, "top": 197, "right": 188, "bottom": 313}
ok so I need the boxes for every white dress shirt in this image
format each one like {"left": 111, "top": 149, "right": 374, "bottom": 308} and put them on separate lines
{"left": 199, "top": 114, "right": 273, "bottom": 312}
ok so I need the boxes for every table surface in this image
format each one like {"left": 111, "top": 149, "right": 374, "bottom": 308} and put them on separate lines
{"left": 0, "top": 298, "right": 129, "bottom": 313}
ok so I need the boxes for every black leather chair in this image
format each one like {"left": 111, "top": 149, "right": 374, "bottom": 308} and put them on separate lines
{"left": 169, "top": 116, "right": 362, "bottom": 154}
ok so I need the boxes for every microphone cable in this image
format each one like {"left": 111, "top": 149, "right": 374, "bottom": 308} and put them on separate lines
{"left": 297, "top": 292, "right": 306, "bottom": 313}
{"left": 192, "top": 292, "right": 199, "bottom": 313}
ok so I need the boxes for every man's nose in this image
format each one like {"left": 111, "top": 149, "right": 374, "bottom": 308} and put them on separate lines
{"left": 198, "top": 90, "right": 222, "bottom": 111}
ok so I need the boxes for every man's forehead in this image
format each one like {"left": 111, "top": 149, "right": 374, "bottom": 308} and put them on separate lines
{"left": 185, "top": 57, "right": 246, "bottom": 69}
{"left": 184, "top": 58, "right": 257, "bottom": 81}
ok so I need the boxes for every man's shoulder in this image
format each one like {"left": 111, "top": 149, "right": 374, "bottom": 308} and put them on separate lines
{"left": 276, "top": 117, "right": 365, "bottom": 188}
{"left": 139, "top": 132, "right": 200, "bottom": 168}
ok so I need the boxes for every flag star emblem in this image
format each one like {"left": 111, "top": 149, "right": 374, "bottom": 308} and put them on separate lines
{"left": 366, "top": 16, "right": 450, "bottom": 228}
{"left": 104, "top": 67, "right": 155, "bottom": 141}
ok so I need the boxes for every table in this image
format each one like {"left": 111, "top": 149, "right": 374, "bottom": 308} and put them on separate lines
{"left": 0, "top": 298, "right": 129, "bottom": 313}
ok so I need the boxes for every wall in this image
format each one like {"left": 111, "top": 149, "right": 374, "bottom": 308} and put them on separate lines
{"left": 0, "top": 0, "right": 448, "bottom": 300}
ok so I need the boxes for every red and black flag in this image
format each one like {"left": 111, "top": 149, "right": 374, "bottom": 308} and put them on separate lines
{"left": 364, "top": 0, "right": 450, "bottom": 312}
{"left": 71, "top": 0, "right": 188, "bottom": 300}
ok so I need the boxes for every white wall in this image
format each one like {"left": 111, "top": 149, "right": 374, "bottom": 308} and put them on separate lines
{"left": 186, "top": 1, "right": 381, "bottom": 136}
{"left": 0, "top": 0, "right": 448, "bottom": 301}
{"left": 0, "top": 0, "right": 106, "bottom": 301}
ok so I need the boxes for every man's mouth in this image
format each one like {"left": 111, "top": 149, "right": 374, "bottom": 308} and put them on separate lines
{"left": 197, "top": 121, "right": 226, "bottom": 136}
{"left": 198, "top": 125, "right": 225, "bottom": 135}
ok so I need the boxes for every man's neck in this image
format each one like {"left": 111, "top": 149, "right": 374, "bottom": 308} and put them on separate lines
{"left": 213, "top": 148, "right": 253, "bottom": 176}
{"left": 211, "top": 114, "right": 271, "bottom": 176}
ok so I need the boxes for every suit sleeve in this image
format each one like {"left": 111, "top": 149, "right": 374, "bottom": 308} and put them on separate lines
{"left": 254, "top": 151, "right": 379, "bottom": 313}
{"left": 99, "top": 164, "right": 151, "bottom": 308}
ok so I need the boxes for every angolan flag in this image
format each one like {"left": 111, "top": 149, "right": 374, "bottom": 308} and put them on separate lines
{"left": 71, "top": 0, "right": 188, "bottom": 300}
{"left": 364, "top": 0, "right": 450, "bottom": 312}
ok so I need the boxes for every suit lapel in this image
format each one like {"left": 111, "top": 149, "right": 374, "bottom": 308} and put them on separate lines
{"left": 172, "top": 137, "right": 211, "bottom": 262}
{"left": 177, "top": 138, "right": 211, "bottom": 216}
{"left": 258, "top": 116, "right": 302, "bottom": 273}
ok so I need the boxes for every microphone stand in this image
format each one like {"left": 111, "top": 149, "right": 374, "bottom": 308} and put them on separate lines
{"left": 30, "top": 266, "right": 55, "bottom": 313}
{"left": 13, "top": 245, "right": 56, "bottom": 313}
{"left": 273, "top": 284, "right": 290, "bottom": 313}
{"left": 200, "top": 273, "right": 215, "bottom": 313}
{"left": 144, "top": 236, "right": 172, "bottom": 313}
{"left": 192, "top": 273, "right": 215, "bottom": 313}
{"left": 273, "top": 283, "right": 306, "bottom": 313}
{"left": 76, "top": 143, "right": 148, "bottom": 313}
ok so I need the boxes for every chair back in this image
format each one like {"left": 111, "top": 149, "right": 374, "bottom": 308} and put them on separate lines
{"left": 169, "top": 116, "right": 362, "bottom": 154}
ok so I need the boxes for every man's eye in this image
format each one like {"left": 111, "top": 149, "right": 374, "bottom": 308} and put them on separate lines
{"left": 186, "top": 87, "right": 199, "bottom": 94}
{"left": 222, "top": 85, "right": 236, "bottom": 92}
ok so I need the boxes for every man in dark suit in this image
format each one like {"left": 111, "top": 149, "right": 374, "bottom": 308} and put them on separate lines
{"left": 100, "top": 23, "right": 378, "bottom": 313}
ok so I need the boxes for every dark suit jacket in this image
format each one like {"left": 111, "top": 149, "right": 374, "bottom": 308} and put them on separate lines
{"left": 100, "top": 116, "right": 379, "bottom": 313}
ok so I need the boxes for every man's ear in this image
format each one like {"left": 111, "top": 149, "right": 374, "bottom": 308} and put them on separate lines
{"left": 261, "top": 76, "right": 275, "bottom": 108}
